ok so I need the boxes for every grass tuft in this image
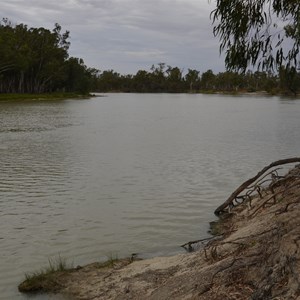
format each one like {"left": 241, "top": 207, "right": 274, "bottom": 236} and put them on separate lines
{"left": 95, "top": 253, "right": 119, "bottom": 269}
{"left": 19, "top": 255, "right": 72, "bottom": 293}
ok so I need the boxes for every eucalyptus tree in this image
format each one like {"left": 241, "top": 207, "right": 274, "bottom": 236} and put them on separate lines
{"left": 215, "top": 71, "right": 244, "bottom": 91}
{"left": 133, "top": 70, "right": 151, "bottom": 92}
{"left": 149, "top": 63, "right": 167, "bottom": 92}
{"left": 279, "top": 66, "right": 300, "bottom": 95}
{"left": 96, "top": 70, "right": 122, "bottom": 92}
{"left": 211, "top": 0, "right": 300, "bottom": 72}
{"left": 0, "top": 20, "right": 70, "bottom": 92}
{"left": 27, "top": 25, "right": 70, "bottom": 92}
{"left": 0, "top": 19, "right": 96, "bottom": 94}
{"left": 185, "top": 69, "right": 200, "bottom": 92}
{"left": 64, "top": 57, "right": 91, "bottom": 93}
{"left": 200, "top": 69, "right": 216, "bottom": 90}
{"left": 166, "top": 66, "right": 184, "bottom": 92}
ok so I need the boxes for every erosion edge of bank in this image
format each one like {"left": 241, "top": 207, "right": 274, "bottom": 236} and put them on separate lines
{"left": 19, "top": 159, "right": 300, "bottom": 299}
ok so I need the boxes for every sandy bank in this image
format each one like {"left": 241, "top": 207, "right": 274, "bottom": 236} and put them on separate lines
{"left": 19, "top": 162, "right": 300, "bottom": 299}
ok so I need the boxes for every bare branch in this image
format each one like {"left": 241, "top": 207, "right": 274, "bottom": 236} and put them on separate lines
{"left": 215, "top": 158, "right": 300, "bottom": 215}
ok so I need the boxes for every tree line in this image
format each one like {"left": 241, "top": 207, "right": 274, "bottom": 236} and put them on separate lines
{"left": 0, "top": 18, "right": 98, "bottom": 94}
{"left": 1, "top": 19, "right": 299, "bottom": 95}
{"left": 94, "top": 63, "right": 300, "bottom": 95}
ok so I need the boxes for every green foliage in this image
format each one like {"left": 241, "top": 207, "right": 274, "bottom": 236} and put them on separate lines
{"left": 0, "top": 92, "right": 92, "bottom": 101}
{"left": 19, "top": 255, "right": 72, "bottom": 293}
{"left": 0, "top": 19, "right": 97, "bottom": 94}
{"left": 201, "top": 69, "right": 216, "bottom": 90}
{"left": 279, "top": 66, "right": 300, "bottom": 95}
{"left": 24, "top": 256, "right": 69, "bottom": 280}
{"left": 185, "top": 69, "right": 200, "bottom": 92}
{"left": 211, "top": 0, "right": 300, "bottom": 72}
{"left": 94, "top": 64, "right": 297, "bottom": 95}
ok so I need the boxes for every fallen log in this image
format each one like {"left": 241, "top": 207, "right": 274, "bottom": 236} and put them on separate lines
{"left": 214, "top": 157, "right": 300, "bottom": 215}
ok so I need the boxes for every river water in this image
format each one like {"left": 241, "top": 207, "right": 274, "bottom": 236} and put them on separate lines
{"left": 1, "top": 93, "right": 299, "bottom": 299}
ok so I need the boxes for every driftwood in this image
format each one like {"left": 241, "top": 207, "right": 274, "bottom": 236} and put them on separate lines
{"left": 214, "top": 157, "right": 300, "bottom": 215}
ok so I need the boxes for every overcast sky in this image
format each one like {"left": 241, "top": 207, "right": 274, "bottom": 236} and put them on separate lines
{"left": 2, "top": 0, "right": 225, "bottom": 74}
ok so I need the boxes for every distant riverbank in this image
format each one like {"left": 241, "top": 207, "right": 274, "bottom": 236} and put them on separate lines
{"left": 0, "top": 92, "right": 95, "bottom": 101}
{"left": 1, "top": 91, "right": 297, "bottom": 102}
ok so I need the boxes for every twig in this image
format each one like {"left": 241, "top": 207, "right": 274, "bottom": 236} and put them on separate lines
{"left": 181, "top": 235, "right": 222, "bottom": 251}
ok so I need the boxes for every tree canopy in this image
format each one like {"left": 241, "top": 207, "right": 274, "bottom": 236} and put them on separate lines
{"left": 1, "top": 17, "right": 299, "bottom": 95}
{"left": 93, "top": 63, "right": 286, "bottom": 94}
{"left": 211, "top": 0, "right": 300, "bottom": 72}
{"left": 0, "top": 19, "right": 96, "bottom": 94}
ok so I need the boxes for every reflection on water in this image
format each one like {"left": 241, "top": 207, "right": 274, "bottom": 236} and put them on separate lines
{"left": 1, "top": 94, "right": 300, "bottom": 299}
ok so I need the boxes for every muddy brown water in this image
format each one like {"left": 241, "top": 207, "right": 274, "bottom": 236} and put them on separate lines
{"left": 1, "top": 93, "right": 300, "bottom": 299}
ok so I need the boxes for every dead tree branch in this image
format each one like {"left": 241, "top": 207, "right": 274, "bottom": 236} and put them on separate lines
{"left": 214, "top": 158, "right": 300, "bottom": 215}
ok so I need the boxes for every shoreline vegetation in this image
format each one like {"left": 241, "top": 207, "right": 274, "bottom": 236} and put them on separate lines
{"left": 19, "top": 158, "right": 300, "bottom": 299}
{"left": 1, "top": 19, "right": 300, "bottom": 98}
{"left": 0, "top": 89, "right": 298, "bottom": 103}
{"left": 0, "top": 92, "right": 95, "bottom": 101}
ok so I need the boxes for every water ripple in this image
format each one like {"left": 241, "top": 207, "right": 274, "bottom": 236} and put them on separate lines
{"left": 1, "top": 95, "right": 300, "bottom": 299}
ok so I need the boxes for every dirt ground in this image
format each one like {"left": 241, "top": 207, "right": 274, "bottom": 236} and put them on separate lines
{"left": 19, "top": 164, "right": 300, "bottom": 299}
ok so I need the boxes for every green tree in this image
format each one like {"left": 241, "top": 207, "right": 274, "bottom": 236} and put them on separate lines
{"left": 0, "top": 19, "right": 96, "bottom": 94}
{"left": 96, "top": 70, "right": 122, "bottom": 92}
{"left": 65, "top": 58, "right": 92, "bottom": 93}
{"left": 185, "top": 69, "right": 200, "bottom": 92}
{"left": 166, "top": 66, "right": 184, "bottom": 92}
{"left": 279, "top": 66, "right": 300, "bottom": 95}
{"left": 212, "top": 0, "right": 300, "bottom": 72}
{"left": 149, "top": 63, "right": 167, "bottom": 92}
{"left": 133, "top": 70, "right": 150, "bottom": 92}
{"left": 201, "top": 69, "right": 216, "bottom": 90}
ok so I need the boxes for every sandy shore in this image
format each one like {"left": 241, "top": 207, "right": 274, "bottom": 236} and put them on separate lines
{"left": 19, "top": 163, "right": 300, "bottom": 299}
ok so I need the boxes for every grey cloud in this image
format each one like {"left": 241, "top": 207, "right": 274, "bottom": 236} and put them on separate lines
{"left": 3, "top": 0, "right": 225, "bottom": 74}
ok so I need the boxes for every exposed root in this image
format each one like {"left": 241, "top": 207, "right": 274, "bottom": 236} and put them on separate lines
{"left": 214, "top": 158, "right": 300, "bottom": 215}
